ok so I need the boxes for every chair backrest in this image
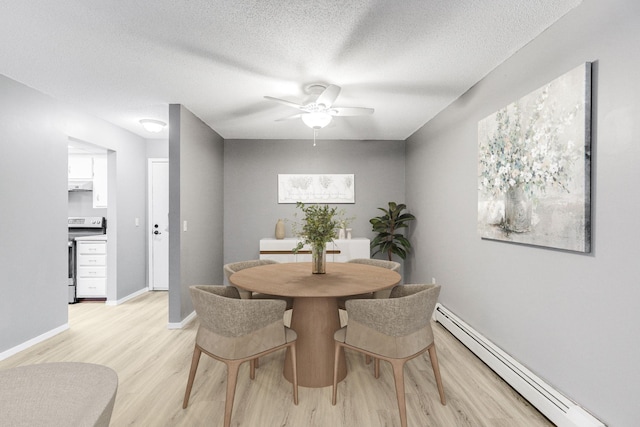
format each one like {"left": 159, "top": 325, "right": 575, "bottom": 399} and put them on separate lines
{"left": 190, "top": 285, "right": 240, "bottom": 334}
{"left": 224, "top": 259, "right": 278, "bottom": 281}
{"left": 347, "top": 258, "right": 401, "bottom": 298}
{"left": 347, "top": 258, "right": 401, "bottom": 272}
{"left": 388, "top": 284, "right": 440, "bottom": 335}
{"left": 347, "top": 284, "right": 440, "bottom": 338}
{"left": 343, "top": 284, "right": 440, "bottom": 358}
{"left": 190, "top": 285, "right": 285, "bottom": 337}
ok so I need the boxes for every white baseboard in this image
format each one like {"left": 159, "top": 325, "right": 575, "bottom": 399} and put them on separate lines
{"left": 434, "top": 303, "right": 605, "bottom": 427}
{"left": 105, "top": 287, "right": 149, "bottom": 306}
{"left": 168, "top": 310, "right": 196, "bottom": 330}
{"left": 0, "top": 323, "right": 69, "bottom": 362}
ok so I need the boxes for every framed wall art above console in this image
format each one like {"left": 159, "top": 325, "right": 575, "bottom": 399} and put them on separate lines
{"left": 278, "top": 174, "right": 355, "bottom": 204}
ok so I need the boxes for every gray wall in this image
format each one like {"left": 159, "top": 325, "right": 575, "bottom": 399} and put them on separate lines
{"left": 0, "top": 75, "right": 68, "bottom": 352}
{"left": 146, "top": 138, "right": 168, "bottom": 158}
{"left": 405, "top": 0, "right": 639, "bottom": 425}
{"left": 168, "top": 105, "right": 224, "bottom": 323}
{"left": 110, "top": 135, "right": 147, "bottom": 300}
{"left": 68, "top": 191, "right": 107, "bottom": 217}
{"left": 0, "top": 74, "right": 149, "bottom": 356}
{"left": 223, "top": 139, "right": 405, "bottom": 269}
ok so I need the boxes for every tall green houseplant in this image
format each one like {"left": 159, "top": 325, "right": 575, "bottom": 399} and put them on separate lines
{"left": 370, "top": 202, "right": 416, "bottom": 261}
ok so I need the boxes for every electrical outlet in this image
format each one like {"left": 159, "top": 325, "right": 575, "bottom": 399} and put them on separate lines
{"left": 183, "top": 220, "right": 188, "bottom": 232}
{"left": 432, "top": 277, "right": 436, "bottom": 284}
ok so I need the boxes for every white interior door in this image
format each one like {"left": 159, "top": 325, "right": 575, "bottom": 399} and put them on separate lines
{"left": 149, "top": 159, "right": 169, "bottom": 290}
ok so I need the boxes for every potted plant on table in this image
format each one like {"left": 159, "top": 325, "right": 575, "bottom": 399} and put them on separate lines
{"left": 370, "top": 202, "right": 416, "bottom": 261}
{"left": 292, "top": 202, "right": 341, "bottom": 274}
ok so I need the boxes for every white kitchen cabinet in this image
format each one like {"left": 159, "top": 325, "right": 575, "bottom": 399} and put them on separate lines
{"left": 92, "top": 154, "right": 108, "bottom": 208}
{"left": 68, "top": 154, "right": 94, "bottom": 180}
{"left": 76, "top": 240, "right": 107, "bottom": 298}
{"left": 259, "top": 238, "right": 370, "bottom": 263}
{"left": 67, "top": 153, "right": 108, "bottom": 208}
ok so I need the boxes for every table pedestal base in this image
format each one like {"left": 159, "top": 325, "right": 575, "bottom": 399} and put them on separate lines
{"left": 284, "top": 296, "right": 346, "bottom": 387}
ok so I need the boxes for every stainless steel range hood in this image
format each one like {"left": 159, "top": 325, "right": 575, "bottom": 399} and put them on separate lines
{"left": 68, "top": 180, "right": 93, "bottom": 192}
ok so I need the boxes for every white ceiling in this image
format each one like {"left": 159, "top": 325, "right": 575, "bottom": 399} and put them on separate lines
{"left": 0, "top": 0, "right": 580, "bottom": 140}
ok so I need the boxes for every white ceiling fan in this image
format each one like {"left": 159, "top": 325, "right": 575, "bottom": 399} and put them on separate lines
{"left": 265, "top": 83, "right": 374, "bottom": 130}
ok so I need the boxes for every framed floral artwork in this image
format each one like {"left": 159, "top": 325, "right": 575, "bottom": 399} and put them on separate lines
{"left": 278, "top": 174, "right": 355, "bottom": 203}
{"left": 477, "top": 63, "right": 592, "bottom": 252}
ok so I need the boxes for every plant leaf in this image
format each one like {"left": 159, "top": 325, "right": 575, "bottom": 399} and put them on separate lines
{"left": 369, "top": 201, "right": 415, "bottom": 261}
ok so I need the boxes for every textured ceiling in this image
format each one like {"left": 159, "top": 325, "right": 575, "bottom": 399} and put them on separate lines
{"left": 0, "top": 0, "right": 581, "bottom": 140}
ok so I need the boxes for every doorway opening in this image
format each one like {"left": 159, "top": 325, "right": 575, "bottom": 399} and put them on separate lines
{"left": 148, "top": 158, "right": 169, "bottom": 291}
{"left": 67, "top": 138, "right": 115, "bottom": 303}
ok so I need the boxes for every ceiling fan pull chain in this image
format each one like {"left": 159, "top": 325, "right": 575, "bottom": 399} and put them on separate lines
{"left": 313, "top": 128, "right": 317, "bottom": 147}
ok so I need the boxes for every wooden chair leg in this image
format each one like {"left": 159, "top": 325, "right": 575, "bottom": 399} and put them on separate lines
{"left": 390, "top": 359, "right": 408, "bottom": 427}
{"left": 250, "top": 359, "right": 256, "bottom": 380}
{"left": 223, "top": 361, "right": 242, "bottom": 427}
{"left": 290, "top": 342, "right": 299, "bottom": 405}
{"left": 428, "top": 345, "right": 446, "bottom": 405}
{"left": 183, "top": 346, "right": 202, "bottom": 409}
{"left": 332, "top": 342, "right": 342, "bottom": 405}
{"left": 374, "top": 357, "right": 380, "bottom": 379}
{"left": 365, "top": 354, "right": 371, "bottom": 364}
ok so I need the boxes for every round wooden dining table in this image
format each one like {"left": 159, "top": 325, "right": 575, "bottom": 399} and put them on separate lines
{"left": 229, "top": 262, "right": 401, "bottom": 388}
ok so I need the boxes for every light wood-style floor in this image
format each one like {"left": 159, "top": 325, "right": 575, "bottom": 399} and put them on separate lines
{"left": 0, "top": 291, "right": 553, "bottom": 426}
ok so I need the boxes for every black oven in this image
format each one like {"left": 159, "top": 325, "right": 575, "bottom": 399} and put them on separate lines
{"left": 68, "top": 217, "right": 107, "bottom": 303}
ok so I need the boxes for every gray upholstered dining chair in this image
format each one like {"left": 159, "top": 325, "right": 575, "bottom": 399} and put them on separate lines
{"left": 337, "top": 258, "right": 401, "bottom": 310}
{"left": 183, "top": 285, "right": 298, "bottom": 427}
{"left": 224, "top": 259, "right": 294, "bottom": 309}
{"left": 332, "top": 284, "right": 445, "bottom": 427}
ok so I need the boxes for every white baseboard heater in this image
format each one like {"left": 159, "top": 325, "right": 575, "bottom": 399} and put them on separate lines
{"left": 434, "top": 304, "right": 605, "bottom": 427}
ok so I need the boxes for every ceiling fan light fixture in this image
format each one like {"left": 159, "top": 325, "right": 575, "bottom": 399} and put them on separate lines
{"left": 139, "top": 119, "right": 167, "bottom": 133}
{"left": 301, "top": 112, "right": 332, "bottom": 129}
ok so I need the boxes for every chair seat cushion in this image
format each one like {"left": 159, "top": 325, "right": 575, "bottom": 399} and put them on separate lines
{"left": 334, "top": 327, "right": 347, "bottom": 343}
{"left": 285, "top": 327, "right": 297, "bottom": 343}
{"left": 196, "top": 319, "right": 288, "bottom": 359}
{"left": 0, "top": 362, "right": 118, "bottom": 427}
{"left": 343, "top": 319, "right": 432, "bottom": 359}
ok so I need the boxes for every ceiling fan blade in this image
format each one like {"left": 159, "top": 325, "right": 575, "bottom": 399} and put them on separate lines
{"left": 330, "top": 107, "right": 374, "bottom": 116}
{"left": 264, "top": 96, "right": 304, "bottom": 110}
{"left": 275, "top": 113, "right": 303, "bottom": 121}
{"left": 315, "top": 84, "right": 341, "bottom": 108}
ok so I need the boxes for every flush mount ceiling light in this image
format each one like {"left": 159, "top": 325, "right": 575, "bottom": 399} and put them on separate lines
{"left": 139, "top": 119, "right": 167, "bottom": 133}
{"left": 301, "top": 111, "right": 333, "bottom": 129}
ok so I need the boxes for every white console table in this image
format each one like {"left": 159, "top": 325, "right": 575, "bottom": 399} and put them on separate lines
{"left": 259, "top": 238, "right": 370, "bottom": 263}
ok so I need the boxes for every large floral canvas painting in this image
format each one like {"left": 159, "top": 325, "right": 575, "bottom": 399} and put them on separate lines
{"left": 477, "top": 63, "right": 592, "bottom": 252}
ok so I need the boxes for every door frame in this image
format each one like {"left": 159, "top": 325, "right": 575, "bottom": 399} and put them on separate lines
{"left": 147, "top": 158, "right": 169, "bottom": 291}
